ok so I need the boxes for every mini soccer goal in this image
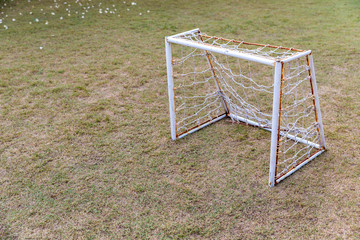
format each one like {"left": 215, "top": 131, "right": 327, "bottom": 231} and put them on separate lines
{"left": 165, "top": 29, "right": 326, "bottom": 187}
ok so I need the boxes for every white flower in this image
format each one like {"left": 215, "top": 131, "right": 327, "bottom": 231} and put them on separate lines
{"left": 40, "top": 46, "right": 43, "bottom": 50}
{"left": 4, "top": 25, "right": 8, "bottom": 29}
{"left": 12, "top": 18, "right": 16, "bottom": 21}
{"left": 131, "top": 2, "right": 136, "bottom": 6}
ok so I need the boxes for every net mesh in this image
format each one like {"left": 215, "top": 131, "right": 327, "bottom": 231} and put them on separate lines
{"left": 276, "top": 58, "right": 322, "bottom": 178}
{"left": 172, "top": 47, "right": 226, "bottom": 136}
{"left": 170, "top": 31, "right": 323, "bottom": 180}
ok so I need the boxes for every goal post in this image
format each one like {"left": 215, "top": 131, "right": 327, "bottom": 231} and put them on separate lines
{"left": 165, "top": 29, "right": 326, "bottom": 186}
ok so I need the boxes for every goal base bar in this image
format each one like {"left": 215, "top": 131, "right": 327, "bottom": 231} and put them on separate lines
{"left": 275, "top": 149, "right": 325, "bottom": 184}
{"left": 176, "top": 112, "right": 325, "bottom": 185}
{"left": 229, "top": 114, "right": 321, "bottom": 149}
{"left": 177, "top": 113, "right": 227, "bottom": 139}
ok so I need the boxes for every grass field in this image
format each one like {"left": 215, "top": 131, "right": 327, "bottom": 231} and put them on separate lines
{"left": 1, "top": 0, "right": 360, "bottom": 239}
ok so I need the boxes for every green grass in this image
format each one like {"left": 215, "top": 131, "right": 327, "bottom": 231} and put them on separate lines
{"left": 1, "top": 0, "right": 360, "bottom": 239}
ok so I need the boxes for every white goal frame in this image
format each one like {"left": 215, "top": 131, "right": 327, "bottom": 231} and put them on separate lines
{"left": 165, "top": 29, "right": 326, "bottom": 187}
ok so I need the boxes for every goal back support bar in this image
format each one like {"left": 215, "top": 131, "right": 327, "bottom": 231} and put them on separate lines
{"left": 165, "top": 29, "right": 326, "bottom": 187}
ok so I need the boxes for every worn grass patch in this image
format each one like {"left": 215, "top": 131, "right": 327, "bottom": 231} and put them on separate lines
{"left": 0, "top": 0, "right": 359, "bottom": 239}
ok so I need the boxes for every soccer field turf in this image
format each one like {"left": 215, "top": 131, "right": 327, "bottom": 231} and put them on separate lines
{"left": 1, "top": 0, "right": 359, "bottom": 238}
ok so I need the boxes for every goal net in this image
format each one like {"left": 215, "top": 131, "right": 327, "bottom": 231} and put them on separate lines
{"left": 165, "top": 29, "right": 326, "bottom": 187}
